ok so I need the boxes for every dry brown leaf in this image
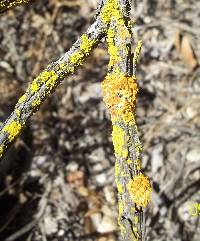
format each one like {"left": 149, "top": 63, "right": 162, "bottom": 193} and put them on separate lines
{"left": 181, "top": 35, "right": 198, "bottom": 70}
{"left": 174, "top": 31, "right": 198, "bottom": 71}
{"left": 85, "top": 207, "right": 102, "bottom": 217}
{"left": 77, "top": 186, "right": 90, "bottom": 197}
{"left": 66, "top": 170, "right": 85, "bottom": 188}
{"left": 84, "top": 215, "right": 96, "bottom": 234}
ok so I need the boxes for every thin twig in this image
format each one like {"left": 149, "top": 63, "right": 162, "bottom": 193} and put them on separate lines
{"left": 0, "top": 0, "right": 34, "bottom": 13}
{"left": 0, "top": 16, "right": 106, "bottom": 160}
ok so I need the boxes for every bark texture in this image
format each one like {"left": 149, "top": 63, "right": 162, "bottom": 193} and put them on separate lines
{"left": 101, "top": 0, "right": 151, "bottom": 240}
{"left": 0, "top": 17, "right": 107, "bottom": 159}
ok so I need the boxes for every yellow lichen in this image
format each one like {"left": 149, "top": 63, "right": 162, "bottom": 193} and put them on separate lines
{"left": 134, "top": 159, "right": 141, "bottom": 170}
{"left": 80, "top": 34, "right": 95, "bottom": 55}
{"left": 0, "top": 145, "right": 3, "bottom": 158}
{"left": 39, "top": 70, "right": 54, "bottom": 84}
{"left": 46, "top": 74, "right": 58, "bottom": 90}
{"left": 18, "top": 94, "right": 26, "bottom": 104}
{"left": 133, "top": 40, "right": 142, "bottom": 65}
{"left": 112, "top": 125, "right": 125, "bottom": 156}
{"left": 115, "top": 162, "right": 120, "bottom": 176}
{"left": 2, "top": 121, "right": 22, "bottom": 141}
{"left": 116, "top": 181, "right": 123, "bottom": 194}
{"left": 101, "top": 72, "right": 138, "bottom": 124}
{"left": 107, "top": 28, "right": 121, "bottom": 67}
{"left": 127, "top": 159, "right": 132, "bottom": 164}
{"left": 122, "top": 148, "right": 128, "bottom": 158}
{"left": 117, "top": 24, "right": 131, "bottom": 41}
{"left": 30, "top": 80, "right": 40, "bottom": 93}
{"left": 32, "top": 97, "right": 41, "bottom": 108}
{"left": 29, "top": 68, "right": 60, "bottom": 95}
{"left": 101, "top": 0, "right": 124, "bottom": 25}
{"left": 0, "top": 0, "right": 29, "bottom": 10}
{"left": 70, "top": 35, "right": 96, "bottom": 66}
{"left": 70, "top": 51, "right": 84, "bottom": 65}
{"left": 15, "top": 109, "right": 20, "bottom": 116}
{"left": 126, "top": 172, "right": 152, "bottom": 208}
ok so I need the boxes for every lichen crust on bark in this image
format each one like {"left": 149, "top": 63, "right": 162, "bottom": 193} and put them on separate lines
{"left": 101, "top": 0, "right": 152, "bottom": 240}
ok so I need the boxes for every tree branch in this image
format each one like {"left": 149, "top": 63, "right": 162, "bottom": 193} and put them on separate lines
{"left": 0, "top": 0, "right": 34, "bottom": 13}
{"left": 0, "top": 16, "right": 107, "bottom": 159}
{"left": 101, "top": 0, "right": 151, "bottom": 240}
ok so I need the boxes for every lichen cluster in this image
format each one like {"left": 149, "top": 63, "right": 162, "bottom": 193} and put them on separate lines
{"left": 2, "top": 121, "right": 22, "bottom": 142}
{"left": 127, "top": 172, "right": 152, "bottom": 208}
{"left": 70, "top": 34, "right": 96, "bottom": 66}
{"left": 101, "top": 72, "right": 138, "bottom": 124}
{"left": 101, "top": 0, "right": 124, "bottom": 25}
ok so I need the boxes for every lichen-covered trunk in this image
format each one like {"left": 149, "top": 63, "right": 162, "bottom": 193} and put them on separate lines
{"left": 101, "top": 0, "right": 151, "bottom": 240}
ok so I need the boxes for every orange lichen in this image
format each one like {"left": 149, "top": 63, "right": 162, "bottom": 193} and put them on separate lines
{"left": 126, "top": 172, "right": 152, "bottom": 208}
{"left": 101, "top": 72, "right": 138, "bottom": 124}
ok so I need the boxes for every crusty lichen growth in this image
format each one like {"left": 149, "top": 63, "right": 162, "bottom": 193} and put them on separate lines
{"left": 101, "top": 72, "right": 138, "bottom": 124}
{"left": 31, "top": 96, "right": 41, "bottom": 108}
{"left": 127, "top": 172, "right": 152, "bottom": 208}
{"left": 2, "top": 121, "right": 22, "bottom": 141}
{"left": 107, "top": 28, "right": 121, "bottom": 67}
{"left": 80, "top": 34, "right": 95, "bottom": 55}
{"left": 70, "top": 34, "right": 96, "bottom": 66}
{"left": 101, "top": 0, "right": 124, "bottom": 25}
{"left": 18, "top": 94, "right": 26, "bottom": 104}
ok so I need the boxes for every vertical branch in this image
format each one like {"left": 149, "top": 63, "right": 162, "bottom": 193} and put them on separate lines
{"left": 101, "top": 0, "right": 151, "bottom": 240}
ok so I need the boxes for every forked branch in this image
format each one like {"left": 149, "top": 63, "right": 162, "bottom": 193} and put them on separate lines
{"left": 0, "top": 1, "right": 151, "bottom": 240}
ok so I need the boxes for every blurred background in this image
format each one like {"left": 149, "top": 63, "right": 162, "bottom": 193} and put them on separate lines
{"left": 0, "top": 0, "right": 200, "bottom": 240}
